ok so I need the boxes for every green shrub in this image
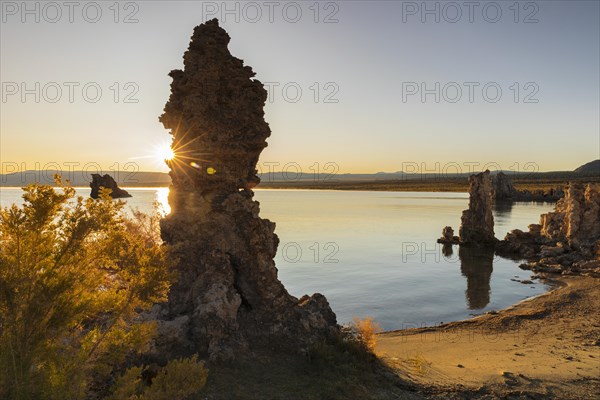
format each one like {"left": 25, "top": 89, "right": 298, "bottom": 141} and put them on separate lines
{"left": 110, "top": 355, "right": 208, "bottom": 400}
{"left": 0, "top": 177, "right": 172, "bottom": 400}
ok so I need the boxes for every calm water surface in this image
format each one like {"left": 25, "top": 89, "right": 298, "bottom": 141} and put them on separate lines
{"left": 0, "top": 187, "right": 555, "bottom": 330}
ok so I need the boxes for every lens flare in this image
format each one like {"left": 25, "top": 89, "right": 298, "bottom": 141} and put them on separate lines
{"left": 156, "top": 144, "right": 175, "bottom": 161}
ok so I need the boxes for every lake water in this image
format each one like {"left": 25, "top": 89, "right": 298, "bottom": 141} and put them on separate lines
{"left": 0, "top": 187, "right": 555, "bottom": 330}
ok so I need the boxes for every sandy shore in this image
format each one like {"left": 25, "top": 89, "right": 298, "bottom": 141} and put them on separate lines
{"left": 376, "top": 276, "right": 600, "bottom": 399}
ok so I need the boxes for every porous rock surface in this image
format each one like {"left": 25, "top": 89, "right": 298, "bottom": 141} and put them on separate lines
{"left": 154, "top": 19, "right": 337, "bottom": 361}
{"left": 459, "top": 170, "right": 497, "bottom": 246}
{"left": 497, "top": 183, "right": 600, "bottom": 277}
{"left": 540, "top": 183, "right": 600, "bottom": 248}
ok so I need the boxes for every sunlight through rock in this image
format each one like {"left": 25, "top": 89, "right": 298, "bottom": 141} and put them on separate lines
{"left": 153, "top": 19, "right": 337, "bottom": 362}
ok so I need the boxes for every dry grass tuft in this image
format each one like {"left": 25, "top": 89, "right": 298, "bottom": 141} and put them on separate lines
{"left": 350, "top": 316, "right": 383, "bottom": 352}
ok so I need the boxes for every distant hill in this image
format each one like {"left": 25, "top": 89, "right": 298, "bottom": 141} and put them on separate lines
{"left": 0, "top": 170, "right": 171, "bottom": 187}
{"left": 574, "top": 160, "right": 600, "bottom": 174}
{"left": 1, "top": 166, "right": 598, "bottom": 188}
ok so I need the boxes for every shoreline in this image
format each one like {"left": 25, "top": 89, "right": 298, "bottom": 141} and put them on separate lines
{"left": 376, "top": 274, "right": 600, "bottom": 398}
{"left": 2, "top": 175, "right": 598, "bottom": 193}
{"left": 380, "top": 278, "right": 563, "bottom": 336}
{"left": 0, "top": 184, "right": 583, "bottom": 197}
{"left": 382, "top": 275, "right": 567, "bottom": 332}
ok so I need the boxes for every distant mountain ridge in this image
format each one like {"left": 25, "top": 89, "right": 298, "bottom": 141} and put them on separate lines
{"left": 1, "top": 163, "right": 598, "bottom": 187}
{"left": 0, "top": 170, "right": 171, "bottom": 187}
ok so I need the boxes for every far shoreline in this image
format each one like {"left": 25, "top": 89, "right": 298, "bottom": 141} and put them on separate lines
{"left": 3, "top": 176, "right": 598, "bottom": 194}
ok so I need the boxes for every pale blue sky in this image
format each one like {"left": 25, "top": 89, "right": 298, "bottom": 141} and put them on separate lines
{"left": 1, "top": 1, "right": 599, "bottom": 174}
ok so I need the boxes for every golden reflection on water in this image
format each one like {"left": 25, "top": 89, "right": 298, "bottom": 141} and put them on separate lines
{"left": 156, "top": 187, "right": 171, "bottom": 215}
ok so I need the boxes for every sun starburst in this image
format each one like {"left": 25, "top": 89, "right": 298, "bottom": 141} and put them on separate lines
{"left": 155, "top": 143, "right": 175, "bottom": 161}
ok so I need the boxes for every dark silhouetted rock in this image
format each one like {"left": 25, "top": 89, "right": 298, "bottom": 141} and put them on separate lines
{"left": 89, "top": 174, "right": 131, "bottom": 199}
{"left": 155, "top": 19, "right": 337, "bottom": 362}
{"left": 492, "top": 172, "right": 563, "bottom": 202}
{"left": 459, "top": 170, "right": 497, "bottom": 246}
{"left": 492, "top": 172, "right": 516, "bottom": 200}
{"left": 437, "top": 226, "right": 460, "bottom": 244}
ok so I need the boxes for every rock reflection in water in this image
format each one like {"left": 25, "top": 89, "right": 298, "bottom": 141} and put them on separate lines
{"left": 493, "top": 200, "right": 513, "bottom": 216}
{"left": 442, "top": 244, "right": 454, "bottom": 258}
{"left": 458, "top": 246, "right": 494, "bottom": 310}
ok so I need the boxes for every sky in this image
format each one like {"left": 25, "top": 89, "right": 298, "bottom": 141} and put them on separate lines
{"left": 1, "top": 0, "right": 599, "bottom": 175}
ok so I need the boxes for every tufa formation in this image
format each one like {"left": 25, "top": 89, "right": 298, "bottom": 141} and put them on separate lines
{"left": 459, "top": 170, "right": 497, "bottom": 246}
{"left": 497, "top": 183, "right": 600, "bottom": 277}
{"left": 438, "top": 172, "right": 497, "bottom": 246}
{"left": 492, "top": 171, "right": 563, "bottom": 202}
{"left": 491, "top": 172, "right": 516, "bottom": 201}
{"left": 89, "top": 174, "right": 132, "bottom": 199}
{"left": 155, "top": 19, "right": 337, "bottom": 362}
{"left": 437, "top": 226, "right": 460, "bottom": 245}
{"left": 540, "top": 183, "right": 600, "bottom": 249}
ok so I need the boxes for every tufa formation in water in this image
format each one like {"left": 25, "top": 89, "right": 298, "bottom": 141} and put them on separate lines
{"left": 89, "top": 174, "right": 132, "bottom": 199}
{"left": 540, "top": 183, "right": 600, "bottom": 249}
{"left": 459, "top": 170, "right": 497, "bottom": 246}
{"left": 491, "top": 172, "right": 516, "bottom": 201}
{"left": 437, "top": 226, "right": 460, "bottom": 245}
{"left": 497, "top": 183, "right": 600, "bottom": 277}
{"left": 492, "top": 171, "right": 563, "bottom": 202}
{"left": 154, "top": 19, "right": 337, "bottom": 362}
{"left": 438, "top": 171, "right": 497, "bottom": 246}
